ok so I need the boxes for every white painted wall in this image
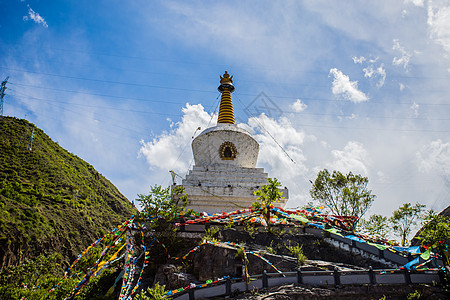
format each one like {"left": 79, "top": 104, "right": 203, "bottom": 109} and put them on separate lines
{"left": 184, "top": 123, "right": 288, "bottom": 214}
{"left": 192, "top": 124, "right": 259, "bottom": 168}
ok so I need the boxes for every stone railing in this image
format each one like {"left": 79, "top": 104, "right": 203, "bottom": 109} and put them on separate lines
{"left": 171, "top": 268, "right": 443, "bottom": 299}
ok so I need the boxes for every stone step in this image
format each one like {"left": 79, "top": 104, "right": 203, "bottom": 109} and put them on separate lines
{"left": 184, "top": 173, "right": 269, "bottom": 182}
{"left": 188, "top": 169, "right": 268, "bottom": 176}
{"left": 192, "top": 165, "right": 266, "bottom": 172}
{"left": 183, "top": 178, "right": 269, "bottom": 188}
{"left": 184, "top": 185, "right": 259, "bottom": 197}
{"left": 185, "top": 173, "right": 268, "bottom": 181}
{"left": 186, "top": 170, "right": 268, "bottom": 179}
{"left": 184, "top": 185, "right": 287, "bottom": 197}
{"left": 185, "top": 196, "right": 287, "bottom": 214}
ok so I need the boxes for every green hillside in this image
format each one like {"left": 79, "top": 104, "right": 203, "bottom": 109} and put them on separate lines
{"left": 0, "top": 117, "right": 137, "bottom": 270}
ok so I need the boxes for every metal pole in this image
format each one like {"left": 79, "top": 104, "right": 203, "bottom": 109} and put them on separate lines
{"left": 0, "top": 76, "right": 9, "bottom": 119}
{"left": 333, "top": 267, "right": 341, "bottom": 286}
{"left": 368, "top": 266, "right": 376, "bottom": 285}
{"left": 262, "top": 270, "right": 268, "bottom": 288}
{"left": 225, "top": 277, "right": 231, "bottom": 296}
{"left": 297, "top": 268, "right": 303, "bottom": 284}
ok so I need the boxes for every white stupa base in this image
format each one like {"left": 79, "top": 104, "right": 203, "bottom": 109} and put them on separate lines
{"left": 182, "top": 164, "right": 288, "bottom": 214}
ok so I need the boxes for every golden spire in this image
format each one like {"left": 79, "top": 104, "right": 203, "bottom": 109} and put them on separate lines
{"left": 217, "top": 71, "right": 235, "bottom": 124}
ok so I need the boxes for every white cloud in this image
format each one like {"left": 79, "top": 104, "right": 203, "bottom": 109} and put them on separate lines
{"left": 362, "top": 67, "right": 373, "bottom": 77}
{"left": 399, "top": 83, "right": 406, "bottom": 91}
{"left": 23, "top": 5, "right": 48, "bottom": 28}
{"left": 392, "top": 39, "right": 412, "bottom": 69}
{"left": 410, "top": 101, "right": 420, "bottom": 116}
{"left": 337, "top": 113, "right": 357, "bottom": 121}
{"left": 290, "top": 99, "right": 308, "bottom": 112}
{"left": 353, "top": 55, "right": 386, "bottom": 87}
{"left": 416, "top": 140, "right": 450, "bottom": 208}
{"left": 248, "top": 114, "right": 314, "bottom": 207}
{"left": 139, "top": 103, "right": 215, "bottom": 174}
{"left": 427, "top": 2, "right": 450, "bottom": 56}
{"left": 248, "top": 114, "right": 309, "bottom": 180}
{"left": 402, "top": 9, "right": 409, "bottom": 18}
{"left": 362, "top": 63, "right": 386, "bottom": 87}
{"left": 352, "top": 56, "right": 366, "bottom": 64}
{"left": 376, "top": 65, "right": 387, "bottom": 87}
{"left": 329, "top": 68, "right": 369, "bottom": 103}
{"left": 404, "top": 0, "right": 425, "bottom": 7}
{"left": 417, "top": 139, "right": 450, "bottom": 177}
{"left": 376, "top": 171, "right": 387, "bottom": 183}
{"left": 328, "top": 141, "right": 370, "bottom": 176}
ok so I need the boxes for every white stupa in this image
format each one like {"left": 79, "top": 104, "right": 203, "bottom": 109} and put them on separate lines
{"left": 182, "top": 71, "right": 288, "bottom": 214}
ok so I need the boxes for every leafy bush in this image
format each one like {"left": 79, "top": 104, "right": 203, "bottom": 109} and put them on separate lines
{"left": 203, "top": 226, "right": 220, "bottom": 243}
{"left": 407, "top": 290, "right": 423, "bottom": 300}
{"left": 286, "top": 244, "right": 307, "bottom": 266}
{"left": 266, "top": 240, "right": 277, "bottom": 254}
{"left": 235, "top": 247, "right": 244, "bottom": 258}
{"left": 136, "top": 283, "right": 167, "bottom": 300}
{"left": 0, "top": 253, "right": 78, "bottom": 300}
{"left": 243, "top": 221, "right": 257, "bottom": 236}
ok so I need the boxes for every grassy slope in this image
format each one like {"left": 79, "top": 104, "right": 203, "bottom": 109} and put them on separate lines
{"left": 0, "top": 117, "right": 137, "bottom": 270}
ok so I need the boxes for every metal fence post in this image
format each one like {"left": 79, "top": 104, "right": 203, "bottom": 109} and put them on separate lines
{"left": 368, "top": 266, "right": 376, "bottom": 285}
{"left": 188, "top": 289, "right": 195, "bottom": 300}
{"left": 226, "top": 277, "right": 231, "bottom": 296}
{"left": 334, "top": 267, "right": 341, "bottom": 286}
{"left": 438, "top": 269, "right": 445, "bottom": 284}
{"left": 297, "top": 268, "right": 303, "bottom": 284}
{"left": 403, "top": 268, "right": 412, "bottom": 284}
{"left": 262, "top": 270, "right": 268, "bottom": 288}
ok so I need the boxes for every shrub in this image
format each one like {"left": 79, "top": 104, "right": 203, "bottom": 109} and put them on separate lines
{"left": 286, "top": 244, "right": 307, "bottom": 266}
{"left": 136, "top": 283, "right": 167, "bottom": 300}
{"left": 203, "top": 226, "right": 220, "bottom": 243}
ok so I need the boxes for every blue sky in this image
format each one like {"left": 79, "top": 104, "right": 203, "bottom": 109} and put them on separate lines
{"left": 1, "top": 1, "right": 450, "bottom": 224}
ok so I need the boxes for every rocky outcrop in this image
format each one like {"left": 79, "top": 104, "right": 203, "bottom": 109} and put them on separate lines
{"left": 142, "top": 227, "right": 447, "bottom": 296}
{"left": 153, "top": 264, "right": 198, "bottom": 290}
{"left": 191, "top": 243, "right": 242, "bottom": 281}
{"left": 185, "top": 229, "right": 383, "bottom": 284}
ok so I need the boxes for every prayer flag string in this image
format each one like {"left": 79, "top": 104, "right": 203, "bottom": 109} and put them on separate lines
{"left": 59, "top": 205, "right": 442, "bottom": 299}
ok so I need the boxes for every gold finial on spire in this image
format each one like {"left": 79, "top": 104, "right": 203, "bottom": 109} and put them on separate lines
{"left": 217, "top": 71, "right": 235, "bottom": 124}
{"left": 220, "top": 71, "right": 233, "bottom": 85}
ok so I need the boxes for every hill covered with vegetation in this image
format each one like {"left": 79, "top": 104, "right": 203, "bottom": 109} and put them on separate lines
{"left": 0, "top": 117, "right": 137, "bottom": 270}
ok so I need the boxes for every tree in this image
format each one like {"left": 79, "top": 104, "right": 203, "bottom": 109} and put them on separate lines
{"left": 253, "top": 178, "right": 284, "bottom": 227}
{"left": 390, "top": 203, "right": 426, "bottom": 246}
{"left": 309, "top": 169, "right": 375, "bottom": 229}
{"left": 418, "top": 211, "right": 450, "bottom": 269}
{"left": 135, "top": 185, "right": 191, "bottom": 254}
{"left": 136, "top": 185, "right": 189, "bottom": 221}
{"left": 359, "top": 214, "right": 389, "bottom": 239}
